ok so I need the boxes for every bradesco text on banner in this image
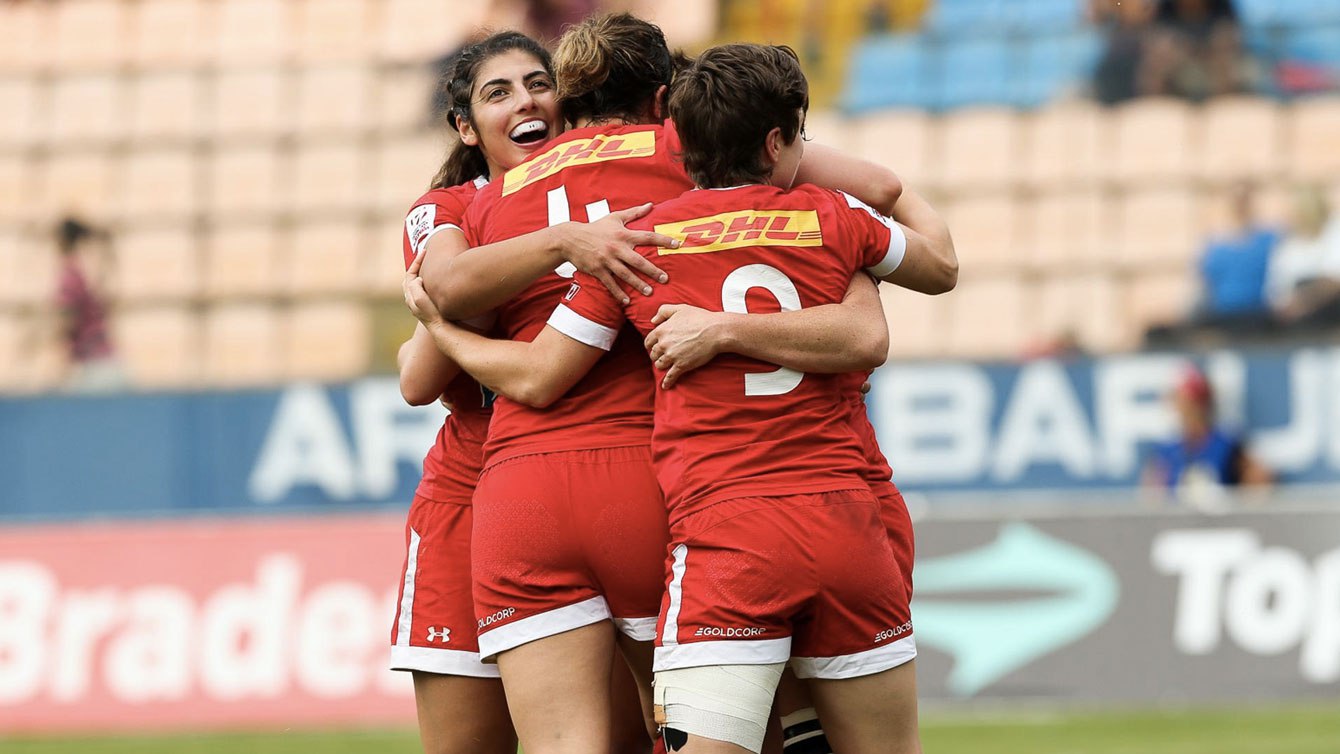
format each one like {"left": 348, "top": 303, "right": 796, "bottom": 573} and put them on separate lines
{"left": 911, "top": 505, "right": 1340, "bottom": 701}
{"left": 0, "top": 515, "right": 415, "bottom": 734}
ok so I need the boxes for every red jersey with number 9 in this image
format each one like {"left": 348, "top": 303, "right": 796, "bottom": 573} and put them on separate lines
{"left": 549, "top": 183, "right": 905, "bottom": 525}
{"left": 402, "top": 178, "right": 493, "bottom": 502}
{"left": 460, "top": 123, "right": 694, "bottom": 465}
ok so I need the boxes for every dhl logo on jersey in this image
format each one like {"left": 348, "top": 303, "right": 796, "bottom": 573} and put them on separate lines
{"left": 655, "top": 210, "right": 823, "bottom": 255}
{"left": 502, "top": 132, "right": 657, "bottom": 196}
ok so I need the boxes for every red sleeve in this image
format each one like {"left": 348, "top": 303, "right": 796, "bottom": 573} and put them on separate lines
{"left": 544, "top": 271, "right": 627, "bottom": 351}
{"left": 402, "top": 188, "right": 473, "bottom": 270}
{"left": 831, "top": 189, "right": 907, "bottom": 278}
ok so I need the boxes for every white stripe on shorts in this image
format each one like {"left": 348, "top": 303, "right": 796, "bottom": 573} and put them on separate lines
{"left": 390, "top": 645, "right": 501, "bottom": 678}
{"left": 614, "top": 616, "right": 659, "bottom": 642}
{"left": 394, "top": 528, "right": 422, "bottom": 647}
{"left": 789, "top": 633, "right": 917, "bottom": 680}
{"left": 654, "top": 637, "right": 793, "bottom": 672}
{"left": 476, "top": 595, "right": 612, "bottom": 662}
{"left": 661, "top": 544, "right": 689, "bottom": 646}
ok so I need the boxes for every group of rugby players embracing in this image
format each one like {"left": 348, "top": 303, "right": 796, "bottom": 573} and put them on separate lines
{"left": 388, "top": 12, "right": 956, "bottom": 754}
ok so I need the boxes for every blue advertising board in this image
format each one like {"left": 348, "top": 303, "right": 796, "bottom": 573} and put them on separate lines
{"left": 2, "top": 346, "right": 1339, "bottom": 518}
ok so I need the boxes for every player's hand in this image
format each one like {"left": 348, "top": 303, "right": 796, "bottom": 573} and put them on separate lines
{"left": 645, "top": 304, "right": 729, "bottom": 389}
{"left": 403, "top": 251, "right": 445, "bottom": 327}
{"left": 560, "top": 203, "right": 680, "bottom": 305}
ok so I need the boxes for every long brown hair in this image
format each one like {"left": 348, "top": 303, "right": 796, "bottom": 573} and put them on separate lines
{"left": 430, "top": 32, "right": 553, "bottom": 190}
{"left": 552, "top": 13, "right": 685, "bottom": 126}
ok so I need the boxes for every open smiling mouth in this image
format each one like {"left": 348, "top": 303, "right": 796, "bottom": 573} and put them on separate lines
{"left": 509, "top": 120, "right": 549, "bottom": 146}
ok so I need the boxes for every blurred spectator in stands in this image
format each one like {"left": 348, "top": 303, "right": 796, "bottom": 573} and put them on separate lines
{"left": 55, "top": 216, "right": 125, "bottom": 393}
{"left": 1265, "top": 184, "right": 1340, "bottom": 328}
{"left": 1092, "top": 0, "right": 1157, "bottom": 104}
{"left": 1193, "top": 181, "right": 1279, "bottom": 327}
{"left": 1142, "top": 365, "right": 1272, "bottom": 507}
{"left": 1144, "top": 0, "right": 1259, "bottom": 101}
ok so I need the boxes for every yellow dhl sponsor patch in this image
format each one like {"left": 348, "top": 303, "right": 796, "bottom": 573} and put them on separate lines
{"left": 502, "top": 131, "right": 657, "bottom": 196}
{"left": 654, "top": 210, "right": 823, "bottom": 254}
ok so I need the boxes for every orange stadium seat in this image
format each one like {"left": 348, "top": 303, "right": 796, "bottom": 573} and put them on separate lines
{"left": 0, "top": 1, "right": 49, "bottom": 73}
{"left": 295, "top": 0, "right": 372, "bottom": 63}
{"left": 947, "top": 274, "right": 1027, "bottom": 359}
{"left": 206, "top": 144, "right": 286, "bottom": 218}
{"left": 801, "top": 110, "right": 851, "bottom": 151}
{"left": 130, "top": 0, "right": 208, "bottom": 68}
{"left": 0, "top": 230, "right": 58, "bottom": 307}
{"left": 111, "top": 226, "right": 201, "bottom": 301}
{"left": 881, "top": 284, "right": 951, "bottom": 359}
{"left": 214, "top": 0, "right": 293, "bottom": 65}
{"left": 366, "top": 212, "right": 410, "bottom": 295}
{"left": 1127, "top": 269, "right": 1198, "bottom": 334}
{"left": 938, "top": 107, "right": 1020, "bottom": 194}
{"left": 0, "top": 308, "right": 64, "bottom": 393}
{"left": 0, "top": 77, "right": 40, "bottom": 147}
{"left": 288, "top": 142, "right": 367, "bottom": 214}
{"left": 52, "top": 0, "right": 129, "bottom": 71}
{"left": 210, "top": 69, "right": 289, "bottom": 139}
{"left": 295, "top": 66, "right": 374, "bottom": 135}
{"left": 46, "top": 74, "right": 124, "bottom": 145}
{"left": 201, "top": 224, "right": 283, "bottom": 299}
{"left": 1198, "top": 181, "right": 1290, "bottom": 238}
{"left": 284, "top": 300, "right": 372, "bottom": 381}
{"left": 1022, "top": 101, "right": 1108, "bottom": 190}
{"left": 126, "top": 72, "right": 202, "bottom": 144}
{"left": 1034, "top": 272, "right": 1132, "bottom": 353}
{"left": 1025, "top": 189, "right": 1112, "bottom": 273}
{"left": 850, "top": 110, "right": 933, "bottom": 191}
{"left": 119, "top": 149, "right": 200, "bottom": 220}
{"left": 376, "top": 0, "right": 485, "bottom": 63}
{"left": 942, "top": 194, "right": 1022, "bottom": 273}
{"left": 373, "top": 134, "right": 451, "bottom": 212}
{"left": 1112, "top": 186, "right": 1199, "bottom": 271}
{"left": 286, "top": 220, "right": 366, "bottom": 295}
{"left": 1197, "top": 96, "right": 1282, "bottom": 184}
{"left": 37, "top": 150, "right": 116, "bottom": 219}
{"left": 374, "top": 65, "right": 436, "bottom": 134}
{"left": 0, "top": 155, "right": 32, "bottom": 223}
{"left": 203, "top": 302, "right": 283, "bottom": 386}
{"left": 113, "top": 305, "right": 201, "bottom": 388}
{"left": 1110, "top": 98, "right": 1194, "bottom": 186}
{"left": 1286, "top": 96, "right": 1340, "bottom": 182}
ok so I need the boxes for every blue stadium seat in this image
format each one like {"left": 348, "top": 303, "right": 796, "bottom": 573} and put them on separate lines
{"left": 1281, "top": 26, "right": 1340, "bottom": 68}
{"left": 938, "top": 36, "right": 1013, "bottom": 110}
{"left": 1006, "top": 0, "right": 1086, "bottom": 34}
{"left": 1239, "top": 0, "right": 1340, "bottom": 27}
{"left": 1014, "top": 30, "right": 1102, "bottom": 108}
{"left": 843, "top": 35, "right": 936, "bottom": 112}
{"left": 925, "top": 0, "right": 1007, "bottom": 36}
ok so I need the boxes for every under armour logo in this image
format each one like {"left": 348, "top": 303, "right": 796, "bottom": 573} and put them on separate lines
{"left": 426, "top": 626, "right": 451, "bottom": 643}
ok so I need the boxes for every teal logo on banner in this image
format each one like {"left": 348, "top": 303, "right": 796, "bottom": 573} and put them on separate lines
{"left": 914, "top": 523, "right": 1119, "bottom": 696}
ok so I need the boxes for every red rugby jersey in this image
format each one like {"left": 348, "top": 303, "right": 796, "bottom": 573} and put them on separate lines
{"left": 402, "top": 177, "right": 493, "bottom": 502}
{"left": 842, "top": 370, "right": 896, "bottom": 485}
{"left": 549, "top": 183, "right": 906, "bottom": 524}
{"left": 459, "top": 123, "right": 694, "bottom": 465}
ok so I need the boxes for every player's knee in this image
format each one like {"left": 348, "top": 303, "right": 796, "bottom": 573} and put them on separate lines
{"left": 654, "top": 663, "right": 785, "bottom": 754}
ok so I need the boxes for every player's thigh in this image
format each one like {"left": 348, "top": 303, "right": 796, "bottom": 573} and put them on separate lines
{"left": 611, "top": 636, "right": 655, "bottom": 751}
{"left": 496, "top": 621, "right": 617, "bottom": 754}
{"left": 806, "top": 660, "right": 921, "bottom": 754}
{"left": 411, "top": 672, "right": 515, "bottom": 754}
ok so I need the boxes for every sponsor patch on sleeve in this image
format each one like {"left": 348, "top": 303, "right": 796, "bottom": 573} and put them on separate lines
{"left": 406, "top": 205, "right": 435, "bottom": 255}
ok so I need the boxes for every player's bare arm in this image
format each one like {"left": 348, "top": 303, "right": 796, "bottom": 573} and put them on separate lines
{"left": 644, "top": 273, "right": 890, "bottom": 389}
{"left": 420, "top": 203, "right": 678, "bottom": 320}
{"left": 796, "top": 142, "right": 903, "bottom": 214}
{"left": 397, "top": 323, "right": 463, "bottom": 406}
{"left": 406, "top": 253, "right": 602, "bottom": 408}
{"left": 882, "top": 185, "right": 958, "bottom": 294}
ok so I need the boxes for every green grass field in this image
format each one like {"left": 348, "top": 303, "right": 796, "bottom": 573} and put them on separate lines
{"left": 6, "top": 705, "right": 1340, "bottom": 754}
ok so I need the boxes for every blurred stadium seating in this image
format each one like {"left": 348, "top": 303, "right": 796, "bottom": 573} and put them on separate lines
{"left": 0, "top": 0, "right": 1337, "bottom": 393}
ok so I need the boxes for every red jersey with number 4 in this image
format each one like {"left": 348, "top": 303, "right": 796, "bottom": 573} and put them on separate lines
{"left": 402, "top": 178, "right": 493, "bottom": 502}
{"left": 548, "top": 183, "right": 906, "bottom": 524}
{"left": 460, "top": 123, "right": 694, "bottom": 465}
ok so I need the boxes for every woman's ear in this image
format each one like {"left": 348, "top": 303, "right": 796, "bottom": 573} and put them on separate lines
{"left": 763, "top": 126, "right": 783, "bottom": 167}
{"left": 456, "top": 113, "right": 480, "bottom": 147}
{"left": 652, "top": 84, "right": 669, "bottom": 121}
